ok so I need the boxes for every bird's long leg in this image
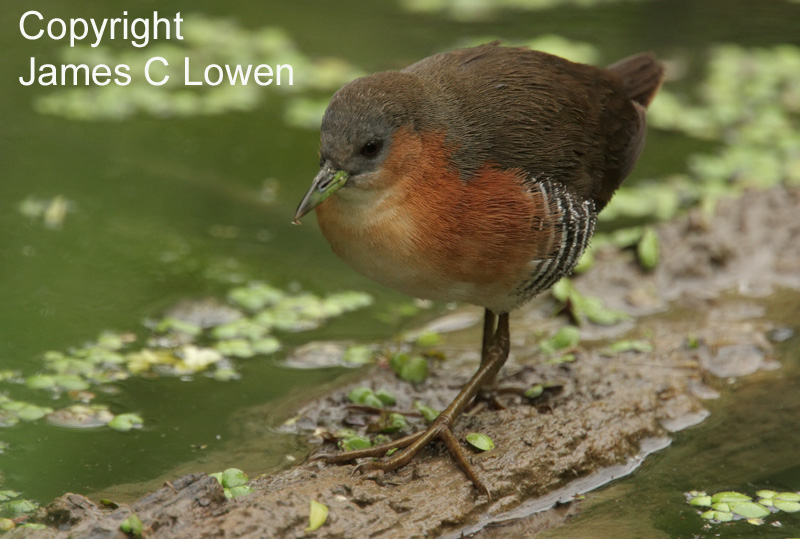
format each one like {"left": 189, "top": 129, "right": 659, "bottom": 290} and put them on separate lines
{"left": 473, "top": 309, "right": 505, "bottom": 411}
{"left": 481, "top": 309, "right": 497, "bottom": 366}
{"left": 314, "top": 311, "right": 510, "bottom": 497}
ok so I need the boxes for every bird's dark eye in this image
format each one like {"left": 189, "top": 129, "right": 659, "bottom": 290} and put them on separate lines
{"left": 360, "top": 140, "right": 383, "bottom": 158}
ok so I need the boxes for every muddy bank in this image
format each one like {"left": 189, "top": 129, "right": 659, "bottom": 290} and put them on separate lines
{"left": 17, "top": 187, "right": 800, "bottom": 538}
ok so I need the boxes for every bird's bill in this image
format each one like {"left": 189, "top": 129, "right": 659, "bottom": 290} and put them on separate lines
{"left": 292, "top": 169, "right": 349, "bottom": 224}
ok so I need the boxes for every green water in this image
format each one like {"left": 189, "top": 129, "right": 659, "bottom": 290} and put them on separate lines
{"left": 540, "top": 294, "right": 800, "bottom": 538}
{"left": 2, "top": 1, "right": 799, "bottom": 535}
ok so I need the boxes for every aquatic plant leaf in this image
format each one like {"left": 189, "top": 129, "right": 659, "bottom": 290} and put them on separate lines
{"left": 340, "top": 436, "right": 371, "bottom": 451}
{"left": 414, "top": 401, "right": 439, "bottom": 423}
{"left": 6, "top": 499, "right": 38, "bottom": 515}
{"left": 466, "top": 432, "right": 495, "bottom": 451}
{"left": 525, "top": 385, "right": 545, "bottom": 399}
{"left": 342, "top": 345, "right": 373, "bottom": 365}
{"left": 603, "top": 339, "right": 653, "bottom": 355}
{"left": 689, "top": 495, "right": 712, "bottom": 507}
{"left": 711, "top": 491, "right": 752, "bottom": 503}
{"left": 375, "top": 412, "right": 407, "bottom": 433}
{"left": 306, "top": 500, "right": 329, "bottom": 532}
{"left": 226, "top": 485, "right": 254, "bottom": 498}
{"left": 108, "top": 413, "right": 144, "bottom": 432}
{"left": 637, "top": 227, "right": 660, "bottom": 271}
{"left": 221, "top": 468, "right": 249, "bottom": 488}
{"left": 729, "top": 501, "right": 770, "bottom": 519}
{"left": 375, "top": 389, "right": 396, "bottom": 406}
{"left": 348, "top": 387, "right": 374, "bottom": 405}
{"left": 119, "top": 513, "right": 143, "bottom": 537}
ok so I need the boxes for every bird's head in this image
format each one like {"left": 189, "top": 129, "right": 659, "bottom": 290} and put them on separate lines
{"left": 293, "top": 71, "right": 438, "bottom": 223}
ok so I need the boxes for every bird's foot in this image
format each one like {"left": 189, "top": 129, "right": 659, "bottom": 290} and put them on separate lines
{"left": 315, "top": 311, "right": 510, "bottom": 498}
{"left": 314, "top": 416, "right": 490, "bottom": 498}
{"left": 467, "top": 382, "right": 565, "bottom": 415}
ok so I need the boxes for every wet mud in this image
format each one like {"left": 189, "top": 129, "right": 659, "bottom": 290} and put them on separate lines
{"left": 15, "top": 187, "right": 800, "bottom": 538}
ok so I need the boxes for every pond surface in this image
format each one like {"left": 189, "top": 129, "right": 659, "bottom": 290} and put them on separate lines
{"left": 1, "top": 0, "right": 799, "bottom": 534}
{"left": 541, "top": 291, "right": 800, "bottom": 538}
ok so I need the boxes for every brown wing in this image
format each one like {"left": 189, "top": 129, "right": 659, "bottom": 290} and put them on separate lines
{"left": 405, "top": 44, "right": 664, "bottom": 210}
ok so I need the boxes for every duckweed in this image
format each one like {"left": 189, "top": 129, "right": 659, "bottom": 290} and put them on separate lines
{"left": 637, "top": 227, "right": 660, "bottom": 271}
{"left": 306, "top": 499, "right": 329, "bottom": 532}
{"left": 108, "top": 413, "right": 144, "bottom": 432}
{"left": 0, "top": 281, "right": 373, "bottom": 436}
{"left": 339, "top": 435, "right": 371, "bottom": 451}
{"left": 389, "top": 353, "right": 429, "bottom": 384}
{"left": 687, "top": 489, "right": 800, "bottom": 525}
{"left": 210, "top": 468, "right": 255, "bottom": 499}
{"left": 524, "top": 385, "right": 544, "bottom": 399}
{"left": 372, "top": 412, "right": 407, "bottom": 434}
{"left": 466, "top": 432, "right": 495, "bottom": 451}
{"left": 348, "top": 387, "right": 384, "bottom": 408}
{"left": 552, "top": 279, "right": 629, "bottom": 326}
{"left": 601, "top": 339, "right": 653, "bottom": 356}
{"left": 119, "top": 513, "right": 143, "bottom": 537}
{"left": 414, "top": 401, "right": 439, "bottom": 423}
{"left": 18, "top": 195, "right": 73, "bottom": 229}
{"left": 539, "top": 326, "right": 581, "bottom": 355}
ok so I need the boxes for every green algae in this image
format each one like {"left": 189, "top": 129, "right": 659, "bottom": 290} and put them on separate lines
{"left": 0, "top": 281, "right": 373, "bottom": 439}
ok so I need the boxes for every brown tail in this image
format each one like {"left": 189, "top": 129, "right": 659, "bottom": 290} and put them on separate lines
{"left": 607, "top": 52, "right": 665, "bottom": 108}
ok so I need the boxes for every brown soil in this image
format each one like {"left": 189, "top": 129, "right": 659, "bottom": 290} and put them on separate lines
{"left": 15, "top": 187, "right": 800, "bottom": 538}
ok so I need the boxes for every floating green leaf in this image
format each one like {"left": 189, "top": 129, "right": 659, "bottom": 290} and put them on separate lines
{"left": 729, "top": 501, "right": 770, "bottom": 519}
{"left": 637, "top": 227, "right": 660, "bottom": 271}
{"left": 214, "top": 339, "right": 255, "bottom": 358}
{"left": 119, "top": 513, "right": 143, "bottom": 537}
{"left": 6, "top": 498, "right": 38, "bottom": 515}
{"left": 524, "top": 385, "right": 544, "bottom": 399}
{"left": 552, "top": 279, "right": 629, "bottom": 326}
{"left": 539, "top": 326, "right": 580, "bottom": 355}
{"left": 340, "top": 436, "right": 371, "bottom": 451}
{"left": 342, "top": 345, "right": 373, "bottom": 365}
{"left": 306, "top": 499, "right": 329, "bottom": 532}
{"left": 775, "top": 500, "right": 800, "bottom": 512}
{"left": 415, "top": 331, "right": 442, "bottom": 347}
{"left": 701, "top": 509, "right": 733, "bottom": 522}
{"left": 689, "top": 495, "right": 712, "bottom": 507}
{"left": 374, "top": 412, "right": 407, "bottom": 433}
{"left": 348, "top": 387, "right": 374, "bottom": 405}
{"left": 0, "top": 491, "right": 20, "bottom": 502}
{"left": 154, "top": 317, "right": 203, "bottom": 337}
{"left": 347, "top": 387, "right": 384, "bottom": 408}
{"left": 602, "top": 339, "right": 653, "bottom": 355}
{"left": 711, "top": 491, "right": 752, "bottom": 503}
{"left": 390, "top": 353, "right": 428, "bottom": 384}
{"left": 466, "top": 432, "right": 495, "bottom": 451}
{"left": 108, "top": 413, "right": 144, "bottom": 432}
{"left": 226, "top": 485, "right": 254, "bottom": 499}
{"left": 221, "top": 468, "right": 249, "bottom": 488}
{"left": 228, "top": 282, "right": 285, "bottom": 311}
{"left": 414, "top": 401, "right": 439, "bottom": 423}
{"left": 375, "top": 389, "right": 396, "bottom": 407}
